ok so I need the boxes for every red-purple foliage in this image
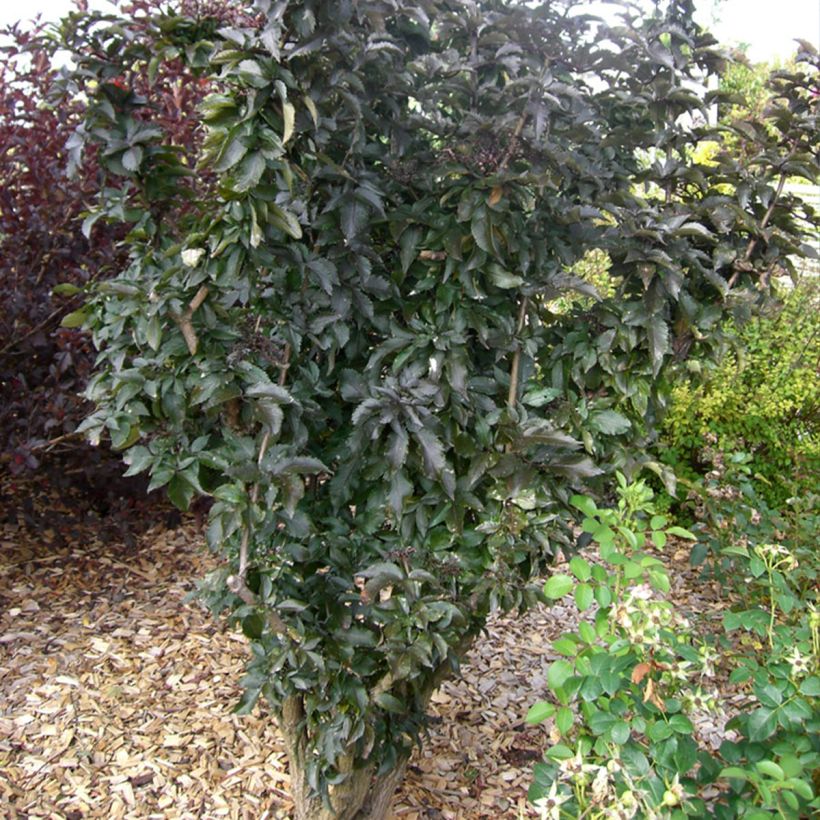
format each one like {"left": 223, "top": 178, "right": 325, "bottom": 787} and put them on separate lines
{"left": 0, "top": 19, "right": 124, "bottom": 476}
{"left": 0, "top": 0, "right": 252, "bottom": 515}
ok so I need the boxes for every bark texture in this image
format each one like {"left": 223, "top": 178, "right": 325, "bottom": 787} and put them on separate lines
{"left": 280, "top": 696, "right": 410, "bottom": 820}
{"left": 279, "top": 633, "right": 480, "bottom": 819}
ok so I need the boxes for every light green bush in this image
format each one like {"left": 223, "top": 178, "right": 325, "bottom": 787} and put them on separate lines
{"left": 660, "top": 278, "right": 820, "bottom": 508}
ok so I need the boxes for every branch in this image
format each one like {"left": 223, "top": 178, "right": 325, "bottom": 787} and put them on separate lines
{"left": 0, "top": 307, "right": 66, "bottom": 357}
{"left": 499, "top": 78, "right": 541, "bottom": 408}
{"left": 237, "top": 430, "right": 271, "bottom": 579}
{"left": 506, "top": 296, "right": 529, "bottom": 408}
{"left": 226, "top": 345, "right": 293, "bottom": 636}
{"left": 495, "top": 64, "right": 550, "bottom": 176}
{"left": 277, "top": 342, "right": 292, "bottom": 386}
{"left": 727, "top": 159, "right": 793, "bottom": 290}
{"left": 225, "top": 574, "right": 290, "bottom": 636}
{"left": 29, "top": 431, "right": 83, "bottom": 452}
{"left": 497, "top": 105, "right": 529, "bottom": 174}
{"left": 419, "top": 250, "right": 447, "bottom": 261}
{"left": 171, "top": 285, "right": 209, "bottom": 355}
{"left": 0, "top": 269, "right": 105, "bottom": 358}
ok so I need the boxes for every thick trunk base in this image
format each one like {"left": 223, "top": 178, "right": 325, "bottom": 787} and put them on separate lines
{"left": 289, "top": 756, "right": 409, "bottom": 820}
{"left": 280, "top": 697, "right": 409, "bottom": 820}
{"left": 278, "top": 633, "right": 480, "bottom": 818}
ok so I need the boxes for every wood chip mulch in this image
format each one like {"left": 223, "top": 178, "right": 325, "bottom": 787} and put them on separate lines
{"left": 1, "top": 495, "right": 739, "bottom": 819}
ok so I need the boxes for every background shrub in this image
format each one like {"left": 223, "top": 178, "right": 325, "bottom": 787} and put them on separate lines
{"left": 0, "top": 1, "right": 248, "bottom": 513}
{"left": 0, "top": 20, "right": 126, "bottom": 477}
{"left": 660, "top": 277, "right": 820, "bottom": 508}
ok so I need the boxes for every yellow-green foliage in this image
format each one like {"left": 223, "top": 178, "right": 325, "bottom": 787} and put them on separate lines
{"left": 661, "top": 279, "right": 820, "bottom": 506}
{"left": 549, "top": 249, "right": 615, "bottom": 314}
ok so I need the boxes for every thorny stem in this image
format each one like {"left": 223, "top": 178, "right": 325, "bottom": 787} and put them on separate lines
{"left": 766, "top": 566, "right": 778, "bottom": 650}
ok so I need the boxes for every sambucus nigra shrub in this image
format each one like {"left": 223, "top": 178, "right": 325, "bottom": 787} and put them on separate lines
{"left": 57, "top": 0, "right": 818, "bottom": 816}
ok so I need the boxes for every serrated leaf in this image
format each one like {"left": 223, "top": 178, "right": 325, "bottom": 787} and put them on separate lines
{"left": 268, "top": 203, "right": 303, "bottom": 239}
{"left": 799, "top": 676, "right": 820, "bottom": 696}
{"left": 387, "top": 428, "right": 409, "bottom": 470}
{"left": 122, "top": 146, "right": 142, "bottom": 172}
{"left": 610, "top": 720, "right": 630, "bottom": 744}
{"left": 545, "top": 744, "right": 574, "bottom": 760}
{"left": 547, "top": 659, "right": 574, "bottom": 691}
{"left": 570, "top": 494, "right": 597, "bottom": 517}
{"left": 233, "top": 152, "right": 266, "bottom": 192}
{"left": 719, "top": 766, "right": 749, "bottom": 781}
{"left": 389, "top": 471, "right": 412, "bottom": 515}
{"left": 574, "top": 583, "right": 594, "bottom": 611}
{"left": 569, "top": 556, "right": 591, "bottom": 582}
{"left": 415, "top": 428, "right": 446, "bottom": 478}
{"left": 544, "top": 574, "right": 574, "bottom": 599}
{"left": 552, "top": 637, "right": 578, "bottom": 656}
{"left": 747, "top": 707, "right": 778, "bottom": 742}
{"left": 167, "top": 473, "right": 195, "bottom": 510}
{"left": 214, "top": 133, "right": 248, "bottom": 172}
{"left": 122, "top": 445, "right": 152, "bottom": 476}
{"left": 526, "top": 701, "right": 556, "bottom": 724}
{"left": 578, "top": 621, "right": 596, "bottom": 644}
{"left": 755, "top": 760, "right": 784, "bottom": 780}
{"left": 556, "top": 706, "right": 573, "bottom": 735}
{"left": 647, "top": 315, "right": 669, "bottom": 377}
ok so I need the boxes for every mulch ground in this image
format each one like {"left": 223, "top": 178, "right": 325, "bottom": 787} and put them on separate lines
{"left": 0, "top": 483, "right": 741, "bottom": 819}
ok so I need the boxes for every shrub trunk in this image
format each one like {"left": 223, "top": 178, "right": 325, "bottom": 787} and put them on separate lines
{"left": 280, "top": 697, "right": 411, "bottom": 820}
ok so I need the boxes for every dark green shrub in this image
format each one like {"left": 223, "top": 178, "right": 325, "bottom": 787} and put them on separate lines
{"left": 660, "top": 278, "right": 820, "bottom": 507}
{"left": 57, "top": 0, "right": 818, "bottom": 816}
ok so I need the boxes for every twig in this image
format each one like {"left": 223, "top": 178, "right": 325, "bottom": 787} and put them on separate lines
{"left": 0, "top": 270, "right": 104, "bottom": 358}
{"left": 498, "top": 74, "right": 543, "bottom": 412}
{"left": 277, "top": 342, "right": 292, "bottom": 386}
{"left": 497, "top": 106, "right": 529, "bottom": 174}
{"left": 225, "top": 574, "right": 290, "bottom": 636}
{"left": 171, "top": 285, "right": 209, "bottom": 355}
{"left": 29, "top": 431, "right": 83, "bottom": 452}
{"left": 237, "top": 431, "right": 272, "bottom": 579}
{"left": 0, "top": 305, "right": 74, "bottom": 357}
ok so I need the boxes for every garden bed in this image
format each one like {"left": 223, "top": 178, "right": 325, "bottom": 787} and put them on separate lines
{"left": 0, "top": 488, "right": 739, "bottom": 819}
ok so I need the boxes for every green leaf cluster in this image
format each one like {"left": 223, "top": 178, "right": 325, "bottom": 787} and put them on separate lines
{"left": 527, "top": 476, "right": 819, "bottom": 819}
